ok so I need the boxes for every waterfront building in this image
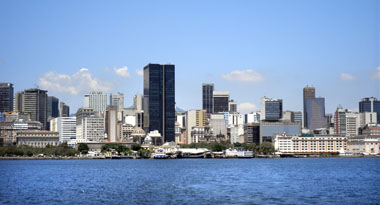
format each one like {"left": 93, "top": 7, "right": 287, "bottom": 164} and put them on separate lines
{"left": 22, "top": 88, "right": 48, "bottom": 130}
{"left": 16, "top": 130, "right": 59, "bottom": 148}
{"left": 202, "top": 83, "right": 214, "bottom": 113}
{"left": 244, "top": 123, "right": 260, "bottom": 144}
{"left": 260, "top": 121, "right": 301, "bottom": 143}
{"left": 106, "top": 106, "right": 120, "bottom": 142}
{"left": 213, "top": 91, "right": 229, "bottom": 113}
{"left": 143, "top": 64, "right": 175, "bottom": 143}
{"left": 50, "top": 117, "right": 76, "bottom": 143}
{"left": 347, "top": 135, "right": 380, "bottom": 155}
{"left": 84, "top": 91, "right": 107, "bottom": 113}
{"left": 228, "top": 100, "right": 237, "bottom": 113}
{"left": 76, "top": 108, "right": 104, "bottom": 142}
{"left": 260, "top": 97, "right": 282, "bottom": 121}
{"left": 0, "top": 83, "right": 14, "bottom": 113}
{"left": 186, "top": 110, "right": 207, "bottom": 144}
{"left": 361, "top": 124, "right": 380, "bottom": 136}
{"left": 59, "top": 102, "right": 70, "bottom": 117}
{"left": 120, "top": 123, "right": 134, "bottom": 142}
{"left": 359, "top": 97, "right": 380, "bottom": 124}
{"left": 273, "top": 134, "right": 347, "bottom": 154}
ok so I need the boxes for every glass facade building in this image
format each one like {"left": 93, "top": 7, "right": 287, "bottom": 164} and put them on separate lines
{"left": 305, "top": 98, "right": 327, "bottom": 130}
{"left": 143, "top": 64, "right": 175, "bottom": 143}
{"left": 213, "top": 91, "right": 229, "bottom": 113}
{"left": 359, "top": 97, "right": 380, "bottom": 124}
{"left": 0, "top": 83, "right": 14, "bottom": 113}
{"left": 202, "top": 83, "right": 214, "bottom": 114}
{"left": 47, "top": 96, "right": 59, "bottom": 118}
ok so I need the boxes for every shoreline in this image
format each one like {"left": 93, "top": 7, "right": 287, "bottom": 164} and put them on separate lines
{"left": 1, "top": 155, "right": 379, "bottom": 160}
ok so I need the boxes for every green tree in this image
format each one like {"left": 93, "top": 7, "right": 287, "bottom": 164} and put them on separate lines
{"left": 258, "top": 142, "right": 275, "bottom": 155}
{"left": 78, "top": 143, "right": 89, "bottom": 154}
{"left": 131, "top": 144, "right": 141, "bottom": 151}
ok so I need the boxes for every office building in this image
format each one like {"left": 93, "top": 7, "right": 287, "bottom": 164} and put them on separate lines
{"left": 84, "top": 91, "right": 107, "bottom": 113}
{"left": 76, "top": 108, "right": 104, "bottom": 142}
{"left": 47, "top": 96, "right": 59, "bottom": 118}
{"left": 143, "top": 63, "right": 175, "bottom": 143}
{"left": 304, "top": 97, "right": 327, "bottom": 130}
{"left": 244, "top": 123, "right": 260, "bottom": 144}
{"left": 202, "top": 83, "right": 214, "bottom": 113}
{"left": 229, "top": 100, "right": 237, "bottom": 113}
{"left": 14, "top": 91, "right": 23, "bottom": 112}
{"left": 106, "top": 106, "right": 120, "bottom": 142}
{"left": 303, "top": 86, "right": 315, "bottom": 127}
{"left": 110, "top": 93, "right": 124, "bottom": 111}
{"left": 186, "top": 110, "right": 207, "bottom": 144}
{"left": 209, "top": 113, "right": 227, "bottom": 140}
{"left": 245, "top": 112, "right": 260, "bottom": 124}
{"left": 22, "top": 88, "right": 48, "bottom": 130}
{"left": 133, "top": 94, "right": 144, "bottom": 111}
{"left": 294, "top": 111, "right": 302, "bottom": 125}
{"left": 261, "top": 97, "right": 283, "bottom": 121}
{"left": 260, "top": 121, "right": 301, "bottom": 143}
{"left": 59, "top": 102, "right": 70, "bottom": 117}
{"left": 0, "top": 83, "right": 14, "bottom": 113}
{"left": 50, "top": 117, "right": 76, "bottom": 143}
{"left": 359, "top": 97, "right": 380, "bottom": 124}
{"left": 213, "top": 91, "right": 229, "bottom": 113}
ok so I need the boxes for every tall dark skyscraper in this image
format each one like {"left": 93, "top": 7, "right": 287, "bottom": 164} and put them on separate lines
{"left": 22, "top": 88, "right": 48, "bottom": 129}
{"left": 213, "top": 91, "right": 229, "bottom": 113}
{"left": 359, "top": 97, "right": 380, "bottom": 124}
{"left": 303, "top": 86, "right": 327, "bottom": 130}
{"left": 47, "top": 96, "right": 59, "bottom": 118}
{"left": 60, "top": 102, "right": 70, "bottom": 117}
{"left": 303, "top": 86, "right": 315, "bottom": 127}
{"left": 202, "top": 83, "right": 214, "bottom": 113}
{"left": 0, "top": 83, "right": 14, "bottom": 113}
{"left": 143, "top": 63, "right": 175, "bottom": 143}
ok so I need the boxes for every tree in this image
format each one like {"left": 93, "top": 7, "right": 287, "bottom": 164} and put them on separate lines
{"left": 131, "top": 144, "right": 141, "bottom": 151}
{"left": 258, "top": 142, "right": 275, "bottom": 155}
{"left": 78, "top": 143, "right": 89, "bottom": 154}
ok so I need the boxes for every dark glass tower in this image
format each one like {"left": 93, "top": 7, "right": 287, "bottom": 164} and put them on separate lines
{"left": 305, "top": 98, "right": 327, "bottom": 130}
{"left": 202, "top": 83, "right": 214, "bottom": 113}
{"left": 359, "top": 97, "right": 380, "bottom": 124}
{"left": 23, "top": 88, "right": 48, "bottom": 130}
{"left": 213, "top": 91, "right": 229, "bottom": 113}
{"left": 265, "top": 100, "right": 283, "bottom": 121}
{"left": 303, "top": 86, "right": 315, "bottom": 128}
{"left": 143, "top": 64, "right": 175, "bottom": 143}
{"left": 47, "top": 96, "right": 59, "bottom": 118}
{"left": 0, "top": 83, "right": 14, "bottom": 113}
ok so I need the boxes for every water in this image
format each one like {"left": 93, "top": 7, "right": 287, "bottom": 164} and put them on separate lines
{"left": 0, "top": 158, "right": 379, "bottom": 204}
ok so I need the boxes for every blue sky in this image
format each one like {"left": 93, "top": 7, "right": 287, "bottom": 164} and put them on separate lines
{"left": 0, "top": 0, "right": 379, "bottom": 114}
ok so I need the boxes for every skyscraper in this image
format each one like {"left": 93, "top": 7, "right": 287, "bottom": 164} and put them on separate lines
{"left": 303, "top": 86, "right": 327, "bottom": 130}
{"left": 202, "top": 83, "right": 214, "bottom": 113}
{"left": 47, "top": 96, "right": 59, "bottom": 118}
{"left": 213, "top": 91, "right": 229, "bottom": 113}
{"left": 109, "top": 93, "right": 124, "bottom": 111}
{"left": 84, "top": 91, "right": 107, "bottom": 113}
{"left": 143, "top": 63, "right": 175, "bottom": 143}
{"left": 106, "top": 106, "right": 120, "bottom": 142}
{"left": 303, "top": 86, "right": 315, "bottom": 127}
{"left": 260, "top": 97, "right": 283, "bottom": 121}
{"left": 59, "top": 102, "right": 70, "bottom": 117}
{"left": 0, "top": 83, "right": 14, "bottom": 113}
{"left": 22, "top": 88, "right": 48, "bottom": 129}
{"left": 359, "top": 97, "right": 380, "bottom": 124}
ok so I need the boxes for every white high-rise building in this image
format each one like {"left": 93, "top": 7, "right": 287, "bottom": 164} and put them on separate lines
{"left": 50, "top": 117, "right": 76, "bottom": 143}
{"left": 134, "top": 94, "right": 144, "bottom": 112}
{"left": 110, "top": 93, "right": 124, "bottom": 111}
{"left": 245, "top": 112, "right": 260, "bottom": 124}
{"left": 76, "top": 108, "right": 105, "bottom": 142}
{"left": 84, "top": 91, "right": 107, "bottom": 113}
{"left": 359, "top": 112, "right": 377, "bottom": 127}
{"left": 345, "top": 112, "right": 360, "bottom": 137}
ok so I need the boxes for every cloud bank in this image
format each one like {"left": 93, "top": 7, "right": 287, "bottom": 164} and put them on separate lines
{"left": 222, "top": 69, "right": 265, "bottom": 83}
{"left": 340, "top": 73, "right": 355, "bottom": 81}
{"left": 113, "top": 66, "right": 131, "bottom": 78}
{"left": 238, "top": 102, "right": 257, "bottom": 114}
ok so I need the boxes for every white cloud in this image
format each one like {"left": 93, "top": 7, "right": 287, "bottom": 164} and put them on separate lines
{"left": 113, "top": 66, "right": 131, "bottom": 78}
{"left": 38, "top": 68, "right": 112, "bottom": 95}
{"left": 238, "top": 102, "right": 257, "bottom": 114}
{"left": 374, "top": 67, "right": 380, "bottom": 80}
{"left": 136, "top": 69, "right": 143, "bottom": 76}
{"left": 104, "top": 67, "right": 110, "bottom": 72}
{"left": 221, "top": 69, "right": 265, "bottom": 82}
{"left": 340, "top": 73, "right": 355, "bottom": 81}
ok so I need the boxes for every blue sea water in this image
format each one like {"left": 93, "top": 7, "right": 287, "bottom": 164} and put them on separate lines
{"left": 0, "top": 158, "right": 379, "bottom": 204}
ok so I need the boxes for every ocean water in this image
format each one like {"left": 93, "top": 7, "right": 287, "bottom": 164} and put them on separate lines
{"left": 0, "top": 158, "right": 379, "bottom": 204}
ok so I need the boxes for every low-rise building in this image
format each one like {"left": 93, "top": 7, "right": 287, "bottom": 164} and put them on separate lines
{"left": 273, "top": 134, "right": 347, "bottom": 153}
{"left": 16, "top": 131, "right": 59, "bottom": 148}
{"left": 347, "top": 135, "right": 380, "bottom": 155}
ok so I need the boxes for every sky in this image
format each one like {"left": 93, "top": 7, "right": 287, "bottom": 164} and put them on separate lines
{"left": 0, "top": 0, "right": 379, "bottom": 114}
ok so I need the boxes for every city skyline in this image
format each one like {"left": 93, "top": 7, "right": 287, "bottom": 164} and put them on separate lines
{"left": 1, "top": 0, "right": 379, "bottom": 114}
